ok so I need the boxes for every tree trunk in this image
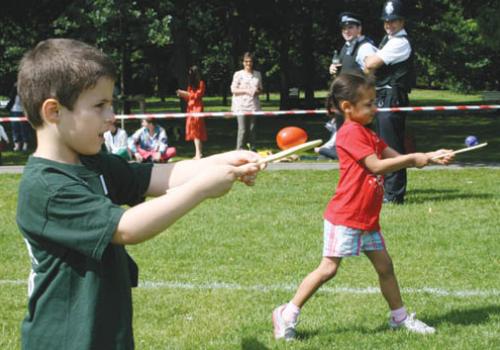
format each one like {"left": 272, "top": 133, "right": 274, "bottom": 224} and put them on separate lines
{"left": 302, "top": 9, "right": 315, "bottom": 108}
{"left": 170, "top": 2, "right": 190, "bottom": 112}
{"left": 119, "top": 2, "right": 132, "bottom": 114}
{"left": 229, "top": 5, "right": 250, "bottom": 75}
{"left": 279, "top": 35, "right": 290, "bottom": 110}
{"left": 120, "top": 43, "right": 132, "bottom": 114}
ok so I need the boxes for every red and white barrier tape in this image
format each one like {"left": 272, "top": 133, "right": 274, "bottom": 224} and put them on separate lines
{"left": 1, "top": 105, "right": 499, "bottom": 122}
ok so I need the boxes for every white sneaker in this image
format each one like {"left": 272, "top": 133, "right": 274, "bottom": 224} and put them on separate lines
{"left": 22, "top": 143, "right": 28, "bottom": 152}
{"left": 389, "top": 312, "right": 436, "bottom": 334}
{"left": 272, "top": 304, "right": 297, "bottom": 341}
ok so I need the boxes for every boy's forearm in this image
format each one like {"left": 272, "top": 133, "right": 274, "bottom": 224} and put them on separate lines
{"left": 147, "top": 156, "right": 221, "bottom": 196}
{"left": 147, "top": 151, "right": 259, "bottom": 196}
{"left": 113, "top": 181, "right": 206, "bottom": 245}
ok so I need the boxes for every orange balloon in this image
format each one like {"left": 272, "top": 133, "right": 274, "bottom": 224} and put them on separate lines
{"left": 276, "top": 126, "right": 308, "bottom": 150}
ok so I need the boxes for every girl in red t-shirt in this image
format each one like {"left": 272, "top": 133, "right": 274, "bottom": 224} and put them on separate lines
{"left": 177, "top": 66, "right": 207, "bottom": 159}
{"left": 272, "top": 73, "right": 454, "bottom": 341}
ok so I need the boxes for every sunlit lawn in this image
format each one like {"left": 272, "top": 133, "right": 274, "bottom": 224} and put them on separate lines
{"left": 1, "top": 168, "right": 499, "bottom": 349}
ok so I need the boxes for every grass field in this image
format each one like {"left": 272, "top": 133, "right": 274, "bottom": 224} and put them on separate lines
{"left": 1, "top": 168, "right": 499, "bottom": 349}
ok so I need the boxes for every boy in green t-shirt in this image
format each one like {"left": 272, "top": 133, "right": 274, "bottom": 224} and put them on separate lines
{"left": 16, "top": 38, "right": 262, "bottom": 349}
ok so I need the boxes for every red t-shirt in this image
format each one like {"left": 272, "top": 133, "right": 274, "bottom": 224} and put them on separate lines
{"left": 324, "top": 121, "right": 387, "bottom": 231}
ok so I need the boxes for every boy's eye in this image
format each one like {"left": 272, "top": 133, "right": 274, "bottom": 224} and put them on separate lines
{"left": 96, "top": 102, "right": 111, "bottom": 109}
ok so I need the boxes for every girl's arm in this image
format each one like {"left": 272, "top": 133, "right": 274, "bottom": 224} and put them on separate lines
{"left": 362, "top": 152, "right": 427, "bottom": 175}
{"left": 362, "top": 147, "right": 453, "bottom": 175}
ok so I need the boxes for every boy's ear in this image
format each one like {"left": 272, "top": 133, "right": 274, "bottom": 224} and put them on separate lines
{"left": 41, "top": 99, "right": 61, "bottom": 124}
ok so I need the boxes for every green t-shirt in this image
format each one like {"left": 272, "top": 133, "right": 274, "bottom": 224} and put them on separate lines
{"left": 17, "top": 153, "right": 153, "bottom": 350}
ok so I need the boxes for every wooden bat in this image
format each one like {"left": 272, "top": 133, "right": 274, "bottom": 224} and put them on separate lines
{"left": 258, "top": 139, "right": 323, "bottom": 165}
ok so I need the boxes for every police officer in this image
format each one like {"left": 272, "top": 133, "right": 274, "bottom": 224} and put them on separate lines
{"left": 329, "top": 12, "right": 377, "bottom": 76}
{"left": 364, "top": 0, "right": 415, "bottom": 204}
{"left": 329, "top": 12, "right": 377, "bottom": 134}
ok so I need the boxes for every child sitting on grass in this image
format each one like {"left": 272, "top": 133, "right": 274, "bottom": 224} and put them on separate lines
{"left": 16, "top": 38, "right": 262, "bottom": 349}
{"left": 272, "top": 73, "right": 454, "bottom": 341}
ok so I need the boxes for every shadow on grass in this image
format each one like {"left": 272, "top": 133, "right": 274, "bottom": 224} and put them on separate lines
{"left": 292, "top": 305, "right": 499, "bottom": 338}
{"left": 265, "top": 304, "right": 499, "bottom": 341}
{"left": 292, "top": 328, "right": 321, "bottom": 341}
{"left": 241, "top": 337, "right": 269, "bottom": 350}
{"left": 427, "top": 305, "right": 500, "bottom": 326}
{"left": 296, "top": 324, "right": 404, "bottom": 340}
{"left": 406, "top": 188, "right": 494, "bottom": 204}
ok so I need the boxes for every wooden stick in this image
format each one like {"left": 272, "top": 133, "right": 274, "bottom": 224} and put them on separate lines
{"left": 431, "top": 142, "right": 488, "bottom": 160}
{"left": 258, "top": 139, "right": 323, "bottom": 165}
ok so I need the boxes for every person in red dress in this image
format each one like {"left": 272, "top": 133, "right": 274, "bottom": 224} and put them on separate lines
{"left": 177, "top": 66, "right": 207, "bottom": 159}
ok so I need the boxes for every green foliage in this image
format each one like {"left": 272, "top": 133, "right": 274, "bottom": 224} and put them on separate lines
{"left": 412, "top": 0, "right": 499, "bottom": 92}
{"left": 476, "top": 1, "right": 500, "bottom": 50}
{"left": 0, "top": 1, "right": 499, "bottom": 96}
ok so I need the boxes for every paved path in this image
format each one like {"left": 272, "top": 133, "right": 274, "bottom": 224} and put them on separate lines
{"left": 1, "top": 161, "right": 499, "bottom": 174}
{"left": 0, "top": 166, "right": 25, "bottom": 174}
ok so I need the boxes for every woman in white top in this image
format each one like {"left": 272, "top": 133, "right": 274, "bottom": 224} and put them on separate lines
{"left": 231, "top": 52, "right": 263, "bottom": 150}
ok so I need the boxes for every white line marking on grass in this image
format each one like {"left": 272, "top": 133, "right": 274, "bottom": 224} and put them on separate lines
{"left": 2, "top": 279, "right": 499, "bottom": 298}
{"left": 0, "top": 280, "right": 25, "bottom": 286}
{"left": 139, "top": 281, "right": 500, "bottom": 298}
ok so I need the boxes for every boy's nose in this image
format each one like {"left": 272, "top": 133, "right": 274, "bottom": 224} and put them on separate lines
{"left": 105, "top": 106, "right": 115, "bottom": 123}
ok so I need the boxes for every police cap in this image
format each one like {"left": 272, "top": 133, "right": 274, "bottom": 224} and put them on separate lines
{"left": 380, "top": 0, "right": 405, "bottom": 21}
{"left": 339, "top": 12, "right": 362, "bottom": 27}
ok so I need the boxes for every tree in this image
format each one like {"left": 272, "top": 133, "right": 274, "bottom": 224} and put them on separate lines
{"left": 1, "top": 0, "right": 498, "bottom": 99}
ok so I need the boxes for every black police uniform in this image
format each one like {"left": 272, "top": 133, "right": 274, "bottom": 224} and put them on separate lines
{"left": 375, "top": 0, "right": 415, "bottom": 204}
{"left": 339, "top": 37, "right": 374, "bottom": 75}
{"left": 333, "top": 12, "right": 375, "bottom": 130}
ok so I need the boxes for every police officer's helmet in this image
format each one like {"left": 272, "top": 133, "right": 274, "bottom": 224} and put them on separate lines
{"left": 338, "top": 12, "right": 362, "bottom": 27}
{"left": 380, "top": 0, "right": 405, "bottom": 21}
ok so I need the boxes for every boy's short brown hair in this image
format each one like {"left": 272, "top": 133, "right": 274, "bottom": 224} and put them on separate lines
{"left": 17, "top": 38, "right": 117, "bottom": 128}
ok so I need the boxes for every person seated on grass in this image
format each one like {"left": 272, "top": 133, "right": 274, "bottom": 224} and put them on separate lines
{"left": 128, "top": 117, "right": 177, "bottom": 163}
{"left": 103, "top": 120, "right": 130, "bottom": 159}
{"left": 16, "top": 38, "right": 262, "bottom": 350}
{"left": 272, "top": 73, "right": 454, "bottom": 341}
